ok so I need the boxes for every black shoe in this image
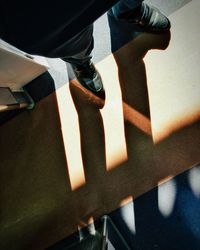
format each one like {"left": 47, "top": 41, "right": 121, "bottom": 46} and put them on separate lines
{"left": 119, "top": 3, "right": 171, "bottom": 33}
{"left": 71, "top": 61, "right": 105, "bottom": 99}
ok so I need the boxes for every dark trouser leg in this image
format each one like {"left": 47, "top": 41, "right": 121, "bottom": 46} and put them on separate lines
{"left": 61, "top": 33, "right": 94, "bottom": 66}
{"left": 111, "top": 0, "right": 143, "bottom": 19}
{"left": 61, "top": 24, "right": 94, "bottom": 66}
{"left": 109, "top": 0, "right": 170, "bottom": 33}
{"left": 48, "top": 23, "right": 104, "bottom": 97}
{"left": 46, "top": 24, "right": 94, "bottom": 66}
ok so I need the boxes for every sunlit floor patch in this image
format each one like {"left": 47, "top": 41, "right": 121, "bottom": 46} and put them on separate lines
{"left": 55, "top": 83, "right": 86, "bottom": 190}
{"left": 97, "top": 57, "right": 128, "bottom": 171}
{"left": 158, "top": 178, "right": 177, "bottom": 217}
{"left": 145, "top": 0, "right": 200, "bottom": 143}
{"left": 188, "top": 164, "right": 200, "bottom": 198}
{"left": 120, "top": 199, "right": 136, "bottom": 235}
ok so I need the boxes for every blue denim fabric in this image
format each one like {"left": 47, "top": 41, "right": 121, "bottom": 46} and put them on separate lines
{"left": 111, "top": 0, "right": 143, "bottom": 19}
{"left": 107, "top": 0, "right": 143, "bottom": 52}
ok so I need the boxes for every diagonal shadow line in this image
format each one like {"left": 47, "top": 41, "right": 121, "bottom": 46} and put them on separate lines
{"left": 63, "top": 29, "right": 171, "bottom": 181}
{"left": 69, "top": 79, "right": 151, "bottom": 136}
{"left": 55, "top": 29, "right": 172, "bottom": 191}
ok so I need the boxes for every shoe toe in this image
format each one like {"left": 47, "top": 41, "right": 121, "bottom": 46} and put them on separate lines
{"left": 89, "top": 73, "right": 103, "bottom": 92}
{"left": 151, "top": 11, "right": 171, "bottom": 31}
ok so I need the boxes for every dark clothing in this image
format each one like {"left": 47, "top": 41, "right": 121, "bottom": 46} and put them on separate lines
{"left": 0, "top": 0, "right": 119, "bottom": 55}
{"left": 46, "top": 24, "right": 94, "bottom": 60}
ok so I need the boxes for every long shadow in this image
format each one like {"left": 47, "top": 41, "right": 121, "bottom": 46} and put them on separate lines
{"left": 50, "top": 10, "right": 200, "bottom": 250}
{"left": 105, "top": 15, "right": 200, "bottom": 250}
{"left": 41, "top": 21, "right": 200, "bottom": 249}
{"left": 48, "top": 18, "right": 172, "bottom": 250}
{"left": 108, "top": 9, "right": 171, "bottom": 116}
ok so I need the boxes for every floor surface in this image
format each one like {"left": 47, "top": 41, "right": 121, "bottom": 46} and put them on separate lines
{"left": 0, "top": 1, "right": 200, "bottom": 250}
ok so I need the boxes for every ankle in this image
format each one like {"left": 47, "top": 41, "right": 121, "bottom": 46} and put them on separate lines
{"left": 117, "top": 3, "right": 142, "bottom": 20}
{"left": 71, "top": 60, "right": 92, "bottom": 70}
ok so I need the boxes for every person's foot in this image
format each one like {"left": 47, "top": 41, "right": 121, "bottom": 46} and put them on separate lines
{"left": 119, "top": 3, "right": 171, "bottom": 33}
{"left": 71, "top": 61, "right": 105, "bottom": 99}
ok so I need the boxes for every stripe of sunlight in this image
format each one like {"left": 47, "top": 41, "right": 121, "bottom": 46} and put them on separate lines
{"left": 96, "top": 55, "right": 152, "bottom": 171}
{"left": 188, "top": 165, "right": 200, "bottom": 198}
{"left": 120, "top": 196, "right": 136, "bottom": 235}
{"left": 97, "top": 56, "right": 128, "bottom": 171}
{"left": 144, "top": 0, "right": 200, "bottom": 144}
{"left": 158, "top": 178, "right": 177, "bottom": 218}
{"left": 55, "top": 82, "right": 86, "bottom": 190}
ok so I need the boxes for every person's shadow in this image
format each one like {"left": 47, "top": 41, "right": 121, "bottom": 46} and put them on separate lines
{"left": 66, "top": 10, "right": 171, "bottom": 240}
{"left": 48, "top": 13, "right": 200, "bottom": 250}
{"left": 107, "top": 9, "right": 171, "bottom": 117}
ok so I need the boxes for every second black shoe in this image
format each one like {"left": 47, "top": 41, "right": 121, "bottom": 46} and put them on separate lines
{"left": 118, "top": 3, "right": 171, "bottom": 33}
{"left": 71, "top": 61, "right": 105, "bottom": 99}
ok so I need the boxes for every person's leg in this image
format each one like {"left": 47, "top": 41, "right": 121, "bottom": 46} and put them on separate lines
{"left": 61, "top": 25, "right": 94, "bottom": 66}
{"left": 49, "top": 24, "right": 104, "bottom": 97}
{"left": 110, "top": 0, "right": 171, "bottom": 32}
{"left": 63, "top": 45, "right": 104, "bottom": 97}
{"left": 47, "top": 24, "right": 94, "bottom": 65}
{"left": 62, "top": 42, "right": 93, "bottom": 66}
{"left": 66, "top": 54, "right": 104, "bottom": 98}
